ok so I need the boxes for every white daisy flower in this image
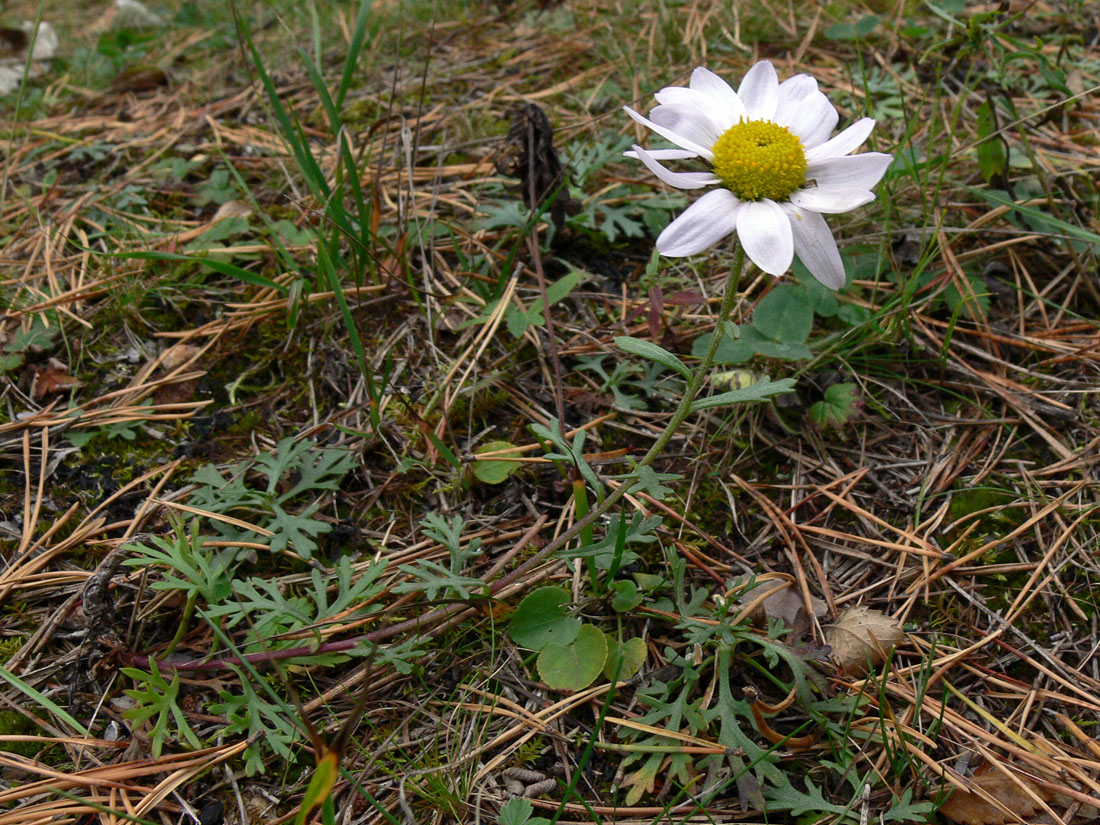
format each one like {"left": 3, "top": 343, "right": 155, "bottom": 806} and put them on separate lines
{"left": 624, "top": 61, "right": 893, "bottom": 289}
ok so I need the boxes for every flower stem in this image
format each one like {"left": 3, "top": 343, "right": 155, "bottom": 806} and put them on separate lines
{"left": 499, "top": 244, "right": 747, "bottom": 579}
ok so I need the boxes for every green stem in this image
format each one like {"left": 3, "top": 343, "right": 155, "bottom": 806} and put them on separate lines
{"left": 497, "top": 244, "right": 746, "bottom": 581}
{"left": 163, "top": 591, "right": 197, "bottom": 657}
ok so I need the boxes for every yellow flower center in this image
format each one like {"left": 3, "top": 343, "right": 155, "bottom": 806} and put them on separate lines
{"left": 711, "top": 119, "right": 807, "bottom": 202}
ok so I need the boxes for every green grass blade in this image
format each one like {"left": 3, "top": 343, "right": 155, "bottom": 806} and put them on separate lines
{"left": 107, "top": 249, "right": 287, "bottom": 293}
{"left": 336, "top": 1, "right": 374, "bottom": 110}
{"left": 0, "top": 665, "right": 90, "bottom": 736}
{"left": 965, "top": 185, "right": 1100, "bottom": 246}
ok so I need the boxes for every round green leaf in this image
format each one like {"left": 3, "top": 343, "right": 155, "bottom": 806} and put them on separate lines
{"left": 537, "top": 624, "right": 608, "bottom": 691}
{"left": 508, "top": 586, "right": 580, "bottom": 650}
{"left": 473, "top": 440, "right": 522, "bottom": 485}
{"left": 753, "top": 284, "right": 813, "bottom": 344}
{"left": 603, "top": 635, "right": 647, "bottom": 682}
{"left": 609, "top": 579, "right": 643, "bottom": 612}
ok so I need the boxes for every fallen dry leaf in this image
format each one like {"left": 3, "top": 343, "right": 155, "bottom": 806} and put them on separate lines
{"left": 158, "top": 344, "right": 203, "bottom": 372}
{"left": 826, "top": 605, "right": 904, "bottom": 675}
{"left": 940, "top": 772, "right": 1052, "bottom": 825}
{"left": 212, "top": 199, "right": 253, "bottom": 223}
{"left": 740, "top": 582, "right": 826, "bottom": 628}
{"left": 31, "top": 358, "right": 81, "bottom": 399}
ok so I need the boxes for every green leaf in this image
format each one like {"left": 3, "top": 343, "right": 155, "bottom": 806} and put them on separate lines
{"left": 210, "top": 681, "right": 301, "bottom": 775}
{"left": 121, "top": 660, "right": 201, "bottom": 759}
{"left": 184, "top": 215, "right": 250, "bottom": 250}
{"left": 690, "top": 377, "right": 797, "bottom": 411}
{"left": 5, "top": 315, "right": 59, "bottom": 354}
{"left": 272, "top": 218, "right": 315, "bottom": 246}
{"left": 620, "top": 464, "right": 681, "bottom": 501}
{"left": 976, "top": 101, "right": 1007, "bottom": 182}
{"left": 694, "top": 326, "right": 812, "bottom": 364}
{"left": 609, "top": 580, "right": 643, "bottom": 612}
{"left": 881, "top": 788, "right": 934, "bottom": 823}
{"left": 473, "top": 440, "right": 522, "bottom": 484}
{"left": 764, "top": 778, "right": 850, "bottom": 818}
{"left": 499, "top": 797, "right": 551, "bottom": 825}
{"left": 493, "top": 269, "right": 583, "bottom": 338}
{"left": 823, "top": 13, "right": 879, "bottom": 40}
{"left": 613, "top": 336, "right": 690, "bottom": 379}
{"left": 66, "top": 430, "right": 94, "bottom": 448}
{"left": 509, "top": 586, "right": 580, "bottom": 650}
{"left": 537, "top": 623, "right": 608, "bottom": 690}
{"left": 392, "top": 558, "right": 487, "bottom": 601}
{"left": 793, "top": 262, "right": 839, "bottom": 315}
{"left": 603, "top": 635, "right": 647, "bottom": 681}
{"left": 267, "top": 500, "right": 331, "bottom": 559}
{"left": 808, "top": 382, "right": 860, "bottom": 428}
{"left": 837, "top": 303, "right": 870, "bottom": 327}
{"left": 752, "top": 284, "right": 813, "bottom": 344}
{"left": 944, "top": 275, "right": 991, "bottom": 320}
{"left": 0, "top": 352, "right": 23, "bottom": 372}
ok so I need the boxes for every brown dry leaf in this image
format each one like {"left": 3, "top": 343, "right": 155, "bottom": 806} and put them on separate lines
{"left": 940, "top": 773, "right": 1052, "bottom": 825}
{"left": 31, "top": 358, "right": 81, "bottom": 399}
{"left": 159, "top": 344, "right": 203, "bottom": 372}
{"left": 212, "top": 199, "right": 253, "bottom": 223}
{"left": 740, "top": 583, "right": 826, "bottom": 628}
{"left": 826, "top": 605, "right": 904, "bottom": 675}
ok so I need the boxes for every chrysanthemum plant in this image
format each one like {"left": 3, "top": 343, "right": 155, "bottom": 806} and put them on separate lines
{"left": 617, "top": 63, "right": 889, "bottom": 468}
{"left": 510, "top": 61, "right": 891, "bottom": 693}
{"left": 561, "top": 61, "right": 891, "bottom": 577}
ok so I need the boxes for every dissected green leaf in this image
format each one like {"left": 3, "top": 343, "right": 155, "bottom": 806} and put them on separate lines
{"left": 5, "top": 315, "right": 59, "bottom": 355}
{"left": 537, "top": 623, "right": 607, "bottom": 690}
{"left": 509, "top": 586, "right": 580, "bottom": 650}
{"left": 210, "top": 681, "right": 301, "bottom": 775}
{"left": 121, "top": 661, "right": 201, "bottom": 759}
{"left": 764, "top": 777, "right": 850, "bottom": 818}
{"left": 499, "top": 797, "right": 551, "bottom": 825}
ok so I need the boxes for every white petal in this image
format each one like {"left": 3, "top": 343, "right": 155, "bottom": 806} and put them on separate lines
{"left": 688, "top": 67, "right": 746, "bottom": 127}
{"left": 737, "top": 60, "right": 779, "bottom": 121}
{"left": 807, "top": 152, "right": 893, "bottom": 190}
{"left": 777, "top": 91, "right": 838, "bottom": 149}
{"left": 623, "top": 105, "right": 714, "bottom": 159}
{"left": 777, "top": 74, "right": 818, "bottom": 107}
{"left": 656, "top": 188, "right": 741, "bottom": 257}
{"left": 805, "top": 118, "right": 876, "bottom": 163}
{"left": 789, "top": 186, "right": 875, "bottom": 214}
{"left": 649, "top": 103, "right": 725, "bottom": 147}
{"left": 654, "top": 86, "right": 714, "bottom": 112}
{"left": 786, "top": 204, "right": 845, "bottom": 289}
{"left": 735, "top": 199, "right": 793, "bottom": 276}
{"left": 630, "top": 144, "right": 720, "bottom": 190}
{"left": 624, "top": 148, "right": 700, "bottom": 160}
